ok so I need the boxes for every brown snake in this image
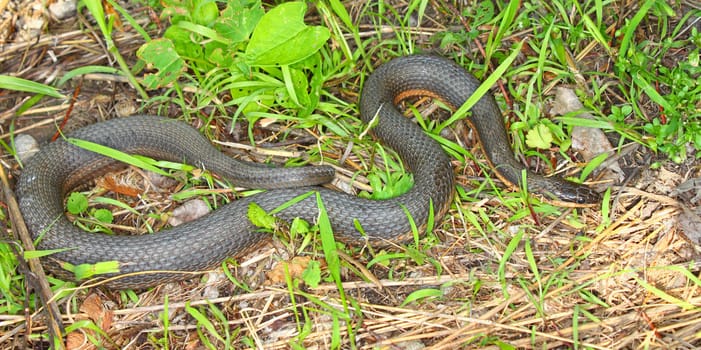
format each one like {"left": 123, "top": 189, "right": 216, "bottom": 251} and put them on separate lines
{"left": 16, "top": 55, "right": 600, "bottom": 289}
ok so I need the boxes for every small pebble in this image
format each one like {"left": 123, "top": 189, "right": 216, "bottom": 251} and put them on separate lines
{"left": 14, "top": 134, "right": 39, "bottom": 162}
{"left": 168, "top": 199, "right": 211, "bottom": 227}
{"left": 114, "top": 99, "right": 137, "bottom": 118}
{"left": 146, "top": 171, "right": 180, "bottom": 190}
{"left": 48, "top": 0, "right": 77, "bottom": 21}
{"left": 202, "top": 272, "right": 223, "bottom": 299}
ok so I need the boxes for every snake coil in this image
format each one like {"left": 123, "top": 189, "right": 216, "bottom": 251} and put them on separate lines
{"left": 16, "top": 55, "right": 599, "bottom": 289}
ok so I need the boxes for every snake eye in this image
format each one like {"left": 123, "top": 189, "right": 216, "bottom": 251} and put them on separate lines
{"left": 573, "top": 187, "right": 599, "bottom": 205}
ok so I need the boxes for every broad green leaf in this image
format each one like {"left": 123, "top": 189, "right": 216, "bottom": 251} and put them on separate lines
{"left": 214, "top": 1, "right": 264, "bottom": 44}
{"left": 301, "top": 259, "right": 321, "bottom": 288}
{"left": 136, "top": 38, "right": 185, "bottom": 89}
{"left": 525, "top": 123, "right": 554, "bottom": 149}
{"left": 245, "top": 2, "right": 330, "bottom": 66}
{"left": 93, "top": 209, "right": 114, "bottom": 224}
{"left": 67, "top": 192, "right": 89, "bottom": 215}
{"left": 192, "top": 0, "right": 218, "bottom": 26}
{"left": 289, "top": 217, "right": 310, "bottom": 235}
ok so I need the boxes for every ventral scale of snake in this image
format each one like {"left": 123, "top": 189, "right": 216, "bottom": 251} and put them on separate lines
{"left": 16, "top": 55, "right": 601, "bottom": 289}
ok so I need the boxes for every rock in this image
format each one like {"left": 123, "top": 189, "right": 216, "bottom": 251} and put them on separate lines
{"left": 48, "top": 0, "right": 77, "bottom": 21}
{"left": 14, "top": 134, "right": 39, "bottom": 162}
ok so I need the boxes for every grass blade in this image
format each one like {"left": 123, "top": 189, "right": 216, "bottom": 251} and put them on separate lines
{"left": 0, "top": 75, "right": 65, "bottom": 99}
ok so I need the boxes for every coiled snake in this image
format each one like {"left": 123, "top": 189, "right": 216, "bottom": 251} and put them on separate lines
{"left": 16, "top": 55, "right": 600, "bottom": 289}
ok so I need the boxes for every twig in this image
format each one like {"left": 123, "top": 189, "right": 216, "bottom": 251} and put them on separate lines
{"left": 0, "top": 160, "right": 65, "bottom": 348}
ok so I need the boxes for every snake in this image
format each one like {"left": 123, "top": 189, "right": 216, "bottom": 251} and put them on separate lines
{"left": 16, "top": 55, "right": 600, "bottom": 289}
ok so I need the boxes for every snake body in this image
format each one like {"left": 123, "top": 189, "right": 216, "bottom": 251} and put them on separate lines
{"left": 16, "top": 55, "right": 599, "bottom": 289}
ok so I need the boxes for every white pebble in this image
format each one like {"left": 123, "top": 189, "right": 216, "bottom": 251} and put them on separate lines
{"left": 49, "top": 0, "right": 77, "bottom": 21}
{"left": 168, "top": 199, "right": 211, "bottom": 226}
{"left": 14, "top": 134, "right": 39, "bottom": 163}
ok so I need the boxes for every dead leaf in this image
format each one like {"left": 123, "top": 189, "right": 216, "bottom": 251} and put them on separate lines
{"left": 266, "top": 256, "right": 311, "bottom": 284}
{"left": 185, "top": 333, "right": 202, "bottom": 350}
{"left": 672, "top": 177, "right": 701, "bottom": 205}
{"left": 103, "top": 1, "right": 122, "bottom": 31}
{"left": 678, "top": 205, "right": 701, "bottom": 246}
{"left": 66, "top": 294, "right": 114, "bottom": 349}
{"left": 79, "top": 293, "right": 113, "bottom": 332}
{"left": 97, "top": 175, "right": 141, "bottom": 197}
{"left": 65, "top": 331, "right": 90, "bottom": 350}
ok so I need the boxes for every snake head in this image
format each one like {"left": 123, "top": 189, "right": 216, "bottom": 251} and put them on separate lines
{"left": 548, "top": 180, "right": 601, "bottom": 207}
{"left": 572, "top": 186, "right": 602, "bottom": 206}
{"left": 533, "top": 175, "right": 601, "bottom": 207}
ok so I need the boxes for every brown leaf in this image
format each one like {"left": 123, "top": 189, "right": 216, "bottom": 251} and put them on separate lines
{"left": 97, "top": 175, "right": 141, "bottom": 197}
{"left": 266, "top": 256, "right": 311, "bottom": 285}
{"left": 103, "top": 0, "right": 122, "bottom": 31}
{"left": 65, "top": 331, "right": 91, "bottom": 350}
{"left": 79, "top": 293, "right": 113, "bottom": 333}
{"left": 679, "top": 205, "right": 701, "bottom": 245}
{"left": 185, "top": 332, "right": 202, "bottom": 350}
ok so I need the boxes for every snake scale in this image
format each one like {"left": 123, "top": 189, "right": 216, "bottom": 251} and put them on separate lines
{"left": 16, "top": 55, "right": 600, "bottom": 289}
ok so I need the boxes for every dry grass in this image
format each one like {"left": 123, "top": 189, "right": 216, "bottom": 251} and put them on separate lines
{"left": 1, "top": 0, "right": 700, "bottom": 349}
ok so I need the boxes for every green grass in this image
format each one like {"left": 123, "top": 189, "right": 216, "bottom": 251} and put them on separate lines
{"left": 2, "top": 0, "right": 701, "bottom": 348}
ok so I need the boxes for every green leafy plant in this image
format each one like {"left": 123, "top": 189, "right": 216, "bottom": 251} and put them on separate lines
{"left": 137, "top": 0, "right": 331, "bottom": 124}
{"left": 81, "top": 0, "right": 149, "bottom": 99}
{"left": 0, "top": 239, "right": 25, "bottom": 316}
{"left": 612, "top": 3, "right": 701, "bottom": 162}
{"left": 66, "top": 192, "right": 114, "bottom": 234}
{"left": 639, "top": 46, "right": 701, "bottom": 162}
{"left": 359, "top": 146, "right": 414, "bottom": 200}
